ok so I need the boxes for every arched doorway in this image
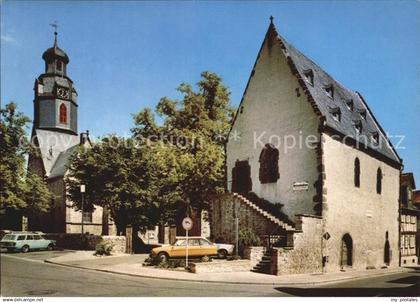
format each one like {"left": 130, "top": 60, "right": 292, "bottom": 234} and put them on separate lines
{"left": 340, "top": 233, "right": 353, "bottom": 267}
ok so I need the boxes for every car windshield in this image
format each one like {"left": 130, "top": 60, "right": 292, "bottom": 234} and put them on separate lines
{"left": 2, "top": 235, "right": 16, "bottom": 241}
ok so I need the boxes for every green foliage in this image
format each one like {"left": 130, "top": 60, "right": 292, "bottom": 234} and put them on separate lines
{"left": 131, "top": 71, "right": 235, "bottom": 224}
{"left": 94, "top": 240, "right": 114, "bottom": 256}
{"left": 66, "top": 71, "right": 235, "bottom": 232}
{"left": 65, "top": 136, "right": 159, "bottom": 233}
{"left": 157, "top": 259, "right": 186, "bottom": 269}
{"left": 0, "top": 102, "right": 52, "bottom": 215}
{"left": 239, "top": 229, "right": 261, "bottom": 248}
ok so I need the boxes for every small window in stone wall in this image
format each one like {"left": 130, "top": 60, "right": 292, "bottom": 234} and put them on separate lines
{"left": 354, "top": 158, "right": 360, "bottom": 188}
{"left": 376, "top": 168, "right": 382, "bottom": 194}
{"left": 259, "top": 144, "right": 280, "bottom": 184}
{"left": 82, "top": 211, "right": 93, "bottom": 223}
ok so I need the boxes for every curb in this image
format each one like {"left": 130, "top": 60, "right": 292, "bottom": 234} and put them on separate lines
{"left": 43, "top": 259, "right": 412, "bottom": 286}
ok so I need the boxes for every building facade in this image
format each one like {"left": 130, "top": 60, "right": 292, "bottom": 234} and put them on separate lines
{"left": 28, "top": 32, "right": 115, "bottom": 235}
{"left": 212, "top": 18, "right": 402, "bottom": 274}
{"left": 400, "top": 173, "right": 419, "bottom": 266}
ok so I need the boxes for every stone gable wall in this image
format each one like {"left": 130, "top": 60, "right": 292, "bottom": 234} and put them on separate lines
{"left": 226, "top": 29, "right": 321, "bottom": 222}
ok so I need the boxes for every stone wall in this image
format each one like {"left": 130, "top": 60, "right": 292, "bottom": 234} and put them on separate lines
{"left": 211, "top": 194, "right": 284, "bottom": 244}
{"left": 189, "top": 260, "right": 251, "bottom": 274}
{"left": 102, "top": 235, "right": 126, "bottom": 254}
{"left": 322, "top": 133, "right": 400, "bottom": 272}
{"left": 225, "top": 28, "right": 321, "bottom": 222}
{"left": 271, "top": 215, "right": 323, "bottom": 275}
{"left": 243, "top": 246, "right": 265, "bottom": 268}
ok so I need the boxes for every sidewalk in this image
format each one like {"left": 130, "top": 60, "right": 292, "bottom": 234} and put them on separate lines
{"left": 45, "top": 251, "right": 415, "bottom": 286}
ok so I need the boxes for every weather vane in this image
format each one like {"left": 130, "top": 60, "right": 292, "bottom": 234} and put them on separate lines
{"left": 49, "top": 21, "right": 58, "bottom": 35}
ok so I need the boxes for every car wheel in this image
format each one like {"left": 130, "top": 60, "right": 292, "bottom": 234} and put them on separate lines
{"left": 21, "top": 245, "right": 30, "bottom": 253}
{"left": 157, "top": 252, "right": 169, "bottom": 263}
{"left": 47, "top": 244, "right": 54, "bottom": 251}
{"left": 217, "top": 249, "right": 228, "bottom": 259}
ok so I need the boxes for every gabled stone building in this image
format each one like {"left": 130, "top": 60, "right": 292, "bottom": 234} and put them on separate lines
{"left": 28, "top": 32, "right": 115, "bottom": 235}
{"left": 211, "top": 18, "right": 402, "bottom": 274}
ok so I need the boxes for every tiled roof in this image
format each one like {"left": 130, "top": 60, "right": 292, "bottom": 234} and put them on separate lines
{"left": 269, "top": 23, "right": 401, "bottom": 165}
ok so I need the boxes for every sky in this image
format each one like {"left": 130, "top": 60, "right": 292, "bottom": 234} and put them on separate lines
{"left": 1, "top": 0, "right": 419, "bottom": 182}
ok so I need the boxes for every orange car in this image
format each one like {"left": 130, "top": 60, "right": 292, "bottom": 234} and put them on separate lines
{"left": 151, "top": 236, "right": 219, "bottom": 262}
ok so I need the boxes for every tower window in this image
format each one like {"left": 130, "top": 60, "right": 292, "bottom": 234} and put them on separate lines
{"left": 354, "top": 158, "right": 360, "bottom": 188}
{"left": 59, "top": 104, "right": 67, "bottom": 124}
{"left": 259, "top": 144, "right": 280, "bottom": 184}
{"left": 56, "top": 61, "right": 63, "bottom": 72}
{"left": 376, "top": 168, "right": 382, "bottom": 194}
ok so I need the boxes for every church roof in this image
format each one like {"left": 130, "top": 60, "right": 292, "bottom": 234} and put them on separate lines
{"left": 49, "top": 144, "right": 79, "bottom": 178}
{"left": 34, "top": 129, "right": 79, "bottom": 178}
{"left": 268, "top": 21, "right": 401, "bottom": 165}
{"left": 42, "top": 33, "right": 69, "bottom": 64}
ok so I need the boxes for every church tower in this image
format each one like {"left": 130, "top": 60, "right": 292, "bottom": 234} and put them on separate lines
{"left": 33, "top": 31, "right": 78, "bottom": 135}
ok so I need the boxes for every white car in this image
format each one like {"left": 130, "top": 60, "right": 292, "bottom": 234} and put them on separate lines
{"left": 214, "top": 242, "right": 235, "bottom": 258}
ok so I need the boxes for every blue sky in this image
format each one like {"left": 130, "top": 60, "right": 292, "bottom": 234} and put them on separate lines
{"left": 1, "top": 1, "right": 419, "bottom": 181}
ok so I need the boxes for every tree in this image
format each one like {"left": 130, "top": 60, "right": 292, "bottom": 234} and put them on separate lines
{"left": 0, "top": 102, "right": 52, "bottom": 221}
{"left": 65, "top": 136, "right": 159, "bottom": 234}
{"left": 132, "top": 71, "right": 235, "bottom": 224}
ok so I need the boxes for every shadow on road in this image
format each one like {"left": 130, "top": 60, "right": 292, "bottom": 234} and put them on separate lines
{"left": 275, "top": 284, "right": 419, "bottom": 297}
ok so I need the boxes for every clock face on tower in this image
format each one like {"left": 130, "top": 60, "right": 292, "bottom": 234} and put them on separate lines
{"left": 57, "top": 87, "right": 70, "bottom": 99}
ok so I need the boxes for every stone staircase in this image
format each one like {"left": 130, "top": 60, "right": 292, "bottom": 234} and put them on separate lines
{"left": 232, "top": 192, "right": 295, "bottom": 232}
{"left": 251, "top": 250, "right": 273, "bottom": 274}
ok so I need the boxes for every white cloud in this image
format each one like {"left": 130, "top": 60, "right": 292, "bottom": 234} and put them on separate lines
{"left": 1, "top": 33, "right": 16, "bottom": 44}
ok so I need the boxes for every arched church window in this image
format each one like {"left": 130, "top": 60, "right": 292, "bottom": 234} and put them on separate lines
{"left": 354, "top": 158, "right": 360, "bottom": 188}
{"left": 376, "top": 168, "right": 382, "bottom": 194}
{"left": 59, "top": 104, "right": 67, "bottom": 124}
{"left": 259, "top": 144, "right": 280, "bottom": 184}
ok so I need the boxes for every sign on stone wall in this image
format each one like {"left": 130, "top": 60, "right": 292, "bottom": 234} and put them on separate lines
{"left": 293, "top": 182, "right": 309, "bottom": 191}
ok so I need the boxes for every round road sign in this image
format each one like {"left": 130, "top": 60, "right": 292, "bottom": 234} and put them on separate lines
{"left": 182, "top": 217, "right": 193, "bottom": 231}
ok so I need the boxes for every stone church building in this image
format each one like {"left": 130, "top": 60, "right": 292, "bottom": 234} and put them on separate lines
{"left": 27, "top": 32, "right": 115, "bottom": 235}
{"left": 211, "top": 18, "right": 402, "bottom": 274}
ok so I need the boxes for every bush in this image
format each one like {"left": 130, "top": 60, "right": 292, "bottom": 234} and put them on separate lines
{"left": 200, "top": 255, "right": 212, "bottom": 262}
{"left": 142, "top": 256, "right": 154, "bottom": 266}
{"left": 227, "top": 255, "right": 241, "bottom": 261}
{"left": 239, "top": 229, "right": 261, "bottom": 247}
{"left": 157, "top": 259, "right": 186, "bottom": 269}
{"left": 94, "top": 240, "right": 113, "bottom": 256}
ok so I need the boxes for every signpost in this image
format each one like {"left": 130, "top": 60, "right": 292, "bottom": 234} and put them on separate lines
{"left": 182, "top": 217, "right": 193, "bottom": 268}
{"left": 80, "top": 185, "right": 86, "bottom": 234}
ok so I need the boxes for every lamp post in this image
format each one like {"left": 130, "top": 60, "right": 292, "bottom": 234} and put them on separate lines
{"left": 80, "top": 184, "right": 86, "bottom": 234}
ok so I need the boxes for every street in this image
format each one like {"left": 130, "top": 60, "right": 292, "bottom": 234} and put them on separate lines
{"left": 1, "top": 251, "right": 418, "bottom": 297}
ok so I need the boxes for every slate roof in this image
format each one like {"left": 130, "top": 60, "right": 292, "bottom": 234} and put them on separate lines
{"left": 49, "top": 144, "right": 79, "bottom": 178}
{"left": 270, "top": 23, "right": 401, "bottom": 165}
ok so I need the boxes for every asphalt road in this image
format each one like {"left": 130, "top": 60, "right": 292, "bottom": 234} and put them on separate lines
{"left": 1, "top": 251, "right": 418, "bottom": 297}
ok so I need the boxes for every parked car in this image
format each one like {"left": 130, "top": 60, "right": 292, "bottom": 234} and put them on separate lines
{"left": 0, "top": 230, "right": 12, "bottom": 240}
{"left": 150, "top": 236, "right": 234, "bottom": 262}
{"left": 0, "top": 232, "right": 56, "bottom": 253}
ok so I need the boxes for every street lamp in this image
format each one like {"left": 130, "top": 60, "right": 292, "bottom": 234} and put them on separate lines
{"left": 80, "top": 184, "right": 86, "bottom": 234}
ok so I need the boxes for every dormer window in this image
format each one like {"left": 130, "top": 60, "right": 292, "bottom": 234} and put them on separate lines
{"left": 358, "top": 108, "right": 367, "bottom": 119}
{"left": 328, "top": 106, "right": 341, "bottom": 122}
{"left": 324, "top": 84, "right": 334, "bottom": 99}
{"left": 353, "top": 120, "right": 362, "bottom": 135}
{"left": 371, "top": 131, "right": 379, "bottom": 144}
{"left": 303, "top": 69, "right": 314, "bottom": 86}
{"left": 345, "top": 99, "right": 354, "bottom": 111}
